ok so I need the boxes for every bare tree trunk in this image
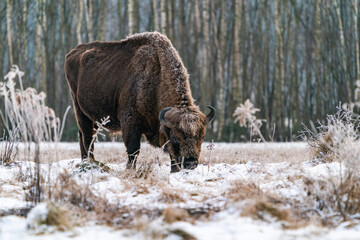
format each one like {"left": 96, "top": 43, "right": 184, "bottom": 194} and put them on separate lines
{"left": 274, "top": 0, "right": 285, "bottom": 136}
{"left": 212, "top": 2, "right": 225, "bottom": 140}
{"left": 77, "top": 0, "right": 83, "bottom": 43}
{"left": 167, "top": 0, "right": 173, "bottom": 39}
{"left": 160, "top": 0, "right": 166, "bottom": 34}
{"left": 128, "top": 0, "right": 135, "bottom": 35}
{"left": 233, "top": 0, "right": 242, "bottom": 103}
{"left": 83, "top": 0, "right": 93, "bottom": 41}
{"left": 21, "top": 0, "right": 28, "bottom": 72}
{"left": 35, "top": 0, "right": 46, "bottom": 90}
{"left": 117, "top": 0, "right": 123, "bottom": 38}
{"left": 334, "top": 0, "right": 351, "bottom": 99}
{"left": 98, "top": 0, "right": 107, "bottom": 40}
{"left": 152, "top": 0, "right": 159, "bottom": 31}
{"left": 193, "top": 0, "right": 201, "bottom": 99}
{"left": 201, "top": 0, "right": 210, "bottom": 108}
{"left": 353, "top": 0, "right": 359, "bottom": 79}
{"left": 6, "top": 0, "right": 13, "bottom": 66}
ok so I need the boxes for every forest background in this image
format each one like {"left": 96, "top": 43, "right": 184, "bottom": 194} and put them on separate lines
{"left": 0, "top": 0, "right": 358, "bottom": 142}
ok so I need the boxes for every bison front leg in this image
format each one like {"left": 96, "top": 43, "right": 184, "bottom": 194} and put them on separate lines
{"left": 123, "top": 128, "right": 142, "bottom": 170}
{"left": 170, "top": 158, "right": 181, "bottom": 173}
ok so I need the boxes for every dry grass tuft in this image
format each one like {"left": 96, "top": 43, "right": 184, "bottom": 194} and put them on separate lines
{"left": 160, "top": 188, "right": 185, "bottom": 203}
{"left": 163, "top": 207, "right": 190, "bottom": 224}
{"left": 0, "top": 128, "right": 18, "bottom": 165}
{"left": 24, "top": 174, "right": 45, "bottom": 202}
{"left": 45, "top": 203, "right": 74, "bottom": 231}
{"left": 52, "top": 169, "right": 97, "bottom": 211}
{"left": 48, "top": 169, "right": 164, "bottom": 229}
{"left": 241, "top": 200, "right": 290, "bottom": 222}
{"left": 308, "top": 131, "right": 336, "bottom": 162}
{"left": 302, "top": 107, "right": 360, "bottom": 226}
{"left": 227, "top": 180, "right": 263, "bottom": 201}
{"left": 132, "top": 161, "right": 155, "bottom": 179}
{"left": 93, "top": 200, "right": 134, "bottom": 228}
{"left": 227, "top": 180, "right": 303, "bottom": 228}
{"left": 304, "top": 171, "right": 360, "bottom": 226}
{"left": 27, "top": 202, "right": 75, "bottom": 233}
{"left": 302, "top": 107, "right": 360, "bottom": 162}
{"left": 167, "top": 228, "right": 197, "bottom": 240}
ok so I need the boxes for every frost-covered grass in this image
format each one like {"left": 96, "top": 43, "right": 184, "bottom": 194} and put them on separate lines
{"left": 1, "top": 142, "right": 360, "bottom": 239}
{"left": 10, "top": 141, "right": 310, "bottom": 164}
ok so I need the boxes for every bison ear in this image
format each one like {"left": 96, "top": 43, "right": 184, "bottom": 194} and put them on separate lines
{"left": 159, "top": 107, "right": 172, "bottom": 127}
{"left": 206, "top": 106, "right": 215, "bottom": 123}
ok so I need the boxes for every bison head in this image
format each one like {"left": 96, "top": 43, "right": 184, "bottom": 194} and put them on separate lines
{"left": 159, "top": 106, "right": 215, "bottom": 172}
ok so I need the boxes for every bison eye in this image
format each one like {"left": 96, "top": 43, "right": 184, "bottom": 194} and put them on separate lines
{"left": 172, "top": 137, "right": 179, "bottom": 145}
{"left": 172, "top": 137, "right": 180, "bottom": 153}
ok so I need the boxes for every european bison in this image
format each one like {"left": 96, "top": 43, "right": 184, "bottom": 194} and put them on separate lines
{"left": 64, "top": 32, "right": 215, "bottom": 172}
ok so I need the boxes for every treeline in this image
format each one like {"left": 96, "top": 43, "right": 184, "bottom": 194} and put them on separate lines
{"left": 0, "top": 0, "right": 358, "bottom": 142}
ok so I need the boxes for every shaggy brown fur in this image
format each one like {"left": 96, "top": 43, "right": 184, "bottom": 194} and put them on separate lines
{"left": 64, "top": 32, "right": 215, "bottom": 172}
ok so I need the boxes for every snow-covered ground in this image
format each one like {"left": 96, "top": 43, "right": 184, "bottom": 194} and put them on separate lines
{"left": 0, "top": 142, "right": 360, "bottom": 239}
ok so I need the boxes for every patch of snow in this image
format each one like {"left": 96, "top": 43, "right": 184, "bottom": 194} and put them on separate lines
{"left": 0, "top": 197, "right": 28, "bottom": 210}
{"left": 0, "top": 142, "right": 360, "bottom": 239}
{"left": 26, "top": 203, "right": 54, "bottom": 234}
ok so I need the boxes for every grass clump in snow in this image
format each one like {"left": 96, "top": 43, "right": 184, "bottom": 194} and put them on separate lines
{"left": 302, "top": 107, "right": 360, "bottom": 163}
{"left": 1, "top": 65, "right": 70, "bottom": 204}
{"left": 0, "top": 128, "right": 18, "bottom": 166}
{"left": 162, "top": 207, "right": 190, "bottom": 224}
{"left": 167, "top": 228, "right": 197, "bottom": 240}
{"left": 304, "top": 171, "right": 360, "bottom": 226}
{"left": 160, "top": 188, "right": 185, "bottom": 203}
{"left": 227, "top": 180, "right": 300, "bottom": 228}
{"left": 52, "top": 169, "right": 97, "bottom": 211}
{"left": 27, "top": 202, "right": 74, "bottom": 234}
{"left": 241, "top": 200, "right": 291, "bottom": 223}
{"left": 302, "top": 107, "right": 360, "bottom": 226}
{"left": 226, "top": 180, "right": 263, "bottom": 201}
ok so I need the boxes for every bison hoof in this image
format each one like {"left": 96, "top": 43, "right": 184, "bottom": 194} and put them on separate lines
{"left": 126, "top": 162, "right": 136, "bottom": 170}
{"left": 170, "top": 164, "right": 181, "bottom": 173}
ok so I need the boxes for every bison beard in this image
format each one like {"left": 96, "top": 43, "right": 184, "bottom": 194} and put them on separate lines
{"left": 65, "top": 32, "right": 215, "bottom": 173}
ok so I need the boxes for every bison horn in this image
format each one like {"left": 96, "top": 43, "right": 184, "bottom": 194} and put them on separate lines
{"left": 206, "top": 106, "right": 215, "bottom": 123}
{"left": 159, "top": 107, "right": 172, "bottom": 126}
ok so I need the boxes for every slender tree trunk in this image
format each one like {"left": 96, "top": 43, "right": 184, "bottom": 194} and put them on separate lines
{"left": 117, "top": 0, "right": 123, "bottom": 38}
{"left": 98, "top": 0, "right": 107, "bottom": 40}
{"left": 353, "top": 0, "right": 359, "bottom": 79}
{"left": 77, "top": 0, "right": 83, "bottom": 43}
{"left": 83, "top": 0, "right": 93, "bottom": 41}
{"left": 128, "top": 0, "right": 139, "bottom": 34}
{"left": 212, "top": 3, "right": 225, "bottom": 139}
{"left": 274, "top": 0, "right": 285, "bottom": 136}
{"left": 20, "top": 0, "right": 28, "bottom": 75}
{"left": 233, "top": 0, "right": 242, "bottom": 104}
{"left": 334, "top": 0, "right": 351, "bottom": 100}
{"left": 201, "top": 0, "right": 210, "bottom": 109}
{"left": 152, "top": 0, "right": 159, "bottom": 31}
{"left": 6, "top": 0, "right": 13, "bottom": 66}
{"left": 160, "top": 0, "right": 166, "bottom": 34}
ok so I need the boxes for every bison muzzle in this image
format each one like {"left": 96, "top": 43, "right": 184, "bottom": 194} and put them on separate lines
{"left": 65, "top": 32, "right": 215, "bottom": 173}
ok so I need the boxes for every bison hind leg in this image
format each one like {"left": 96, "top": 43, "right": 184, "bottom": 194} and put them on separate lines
{"left": 78, "top": 119, "right": 95, "bottom": 161}
{"left": 73, "top": 98, "right": 96, "bottom": 162}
